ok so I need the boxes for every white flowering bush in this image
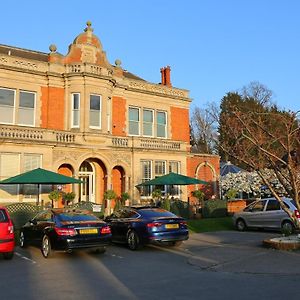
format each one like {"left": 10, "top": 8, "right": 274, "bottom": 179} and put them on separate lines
{"left": 221, "top": 169, "right": 288, "bottom": 199}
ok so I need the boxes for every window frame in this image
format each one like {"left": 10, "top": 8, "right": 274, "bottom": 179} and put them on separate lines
{"left": 156, "top": 110, "right": 167, "bottom": 138}
{"left": 0, "top": 87, "right": 16, "bottom": 125}
{"left": 71, "top": 93, "right": 80, "bottom": 128}
{"left": 89, "top": 94, "right": 102, "bottom": 129}
{"left": 142, "top": 108, "right": 154, "bottom": 137}
{"left": 18, "top": 90, "right": 36, "bottom": 127}
{"left": 128, "top": 106, "right": 140, "bottom": 136}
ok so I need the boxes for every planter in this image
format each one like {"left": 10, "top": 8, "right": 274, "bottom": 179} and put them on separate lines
{"left": 263, "top": 236, "right": 300, "bottom": 251}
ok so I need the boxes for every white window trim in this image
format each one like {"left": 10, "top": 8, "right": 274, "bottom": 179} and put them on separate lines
{"left": 128, "top": 106, "right": 140, "bottom": 136}
{"left": 71, "top": 93, "right": 80, "bottom": 128}
{"left": 89, "top": 94, "right": 102, "bottom": 129}
{"left": 142, "top": 108, "right": 154, "bottom": 137}
{"left": 18, "top": 90, "right": 36, "bottom": 127}
{"left": 156, "top": 110, "right": 167, "bottom": 139}
{"left": 0, "top": 87, "right": 16, "bottom": 125}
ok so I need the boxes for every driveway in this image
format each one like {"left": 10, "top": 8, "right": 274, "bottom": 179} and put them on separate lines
{"left": 185, "top": 231, "right": 300, "bottom": 275}
{"left": 1, "top": 231, "right": 300, "bottom": 300}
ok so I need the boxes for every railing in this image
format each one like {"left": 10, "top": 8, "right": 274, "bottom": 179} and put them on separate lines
{"left": 110, "top": 136, "right": 183, "bottom": 151}
{"left": 67, "top": 63, "right": 113, "bottom": 77}
{"left": 0, "top": 126, "right": 43, "bottom": 141}
{"left": 112, "top": 137, "right": 128, "bottom": 147}
{"left": 139, "top": 138, "right": 181, "bottom": 150}
{"left": 0, "top": 125, "right": 184, "bottom": 151}
{"left": 0, "top": 125, "right": 75, "bottom": 144}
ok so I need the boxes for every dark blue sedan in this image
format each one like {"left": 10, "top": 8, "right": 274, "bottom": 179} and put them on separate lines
{"left": 105, "top": 206, "right": 189, "bottom": 250}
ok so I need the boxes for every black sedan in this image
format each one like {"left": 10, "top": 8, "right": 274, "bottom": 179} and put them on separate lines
{"left": 19, "top": 209, "right": 112, "bottom": 258}
{"left": 105, "top": 206, "right": 189, "bottom": 250}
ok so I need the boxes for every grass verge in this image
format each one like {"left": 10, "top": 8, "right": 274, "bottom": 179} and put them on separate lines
{"left": 187, "top": 216, "right": 234, "bottom": 233}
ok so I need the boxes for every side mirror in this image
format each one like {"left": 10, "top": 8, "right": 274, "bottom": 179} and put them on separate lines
{"left": 30, "top": 219, "right": 37, "bottom": 225}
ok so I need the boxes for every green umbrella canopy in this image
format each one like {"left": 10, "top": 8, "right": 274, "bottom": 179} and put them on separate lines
{"left": 0, "top": 168, "right": 82, "bottom": 184}
{"left": 136, "top": 172, "right": 207, "bottom": 187}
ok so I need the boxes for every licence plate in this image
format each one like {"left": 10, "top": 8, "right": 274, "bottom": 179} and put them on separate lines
{"left": 165, "top": 224, "right": 179, "bottom": 229}
{"left": 79, "top": 228, "right": 98, "bottom": 234}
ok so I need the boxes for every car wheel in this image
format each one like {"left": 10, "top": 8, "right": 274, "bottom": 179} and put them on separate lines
{"left": 3, "top": 251, "right": 14, "bottom": 260}
{"left": 236, "top": 219, "right": 247, "bottom": 231}
{"left": 41, "top": 235, "right": 52, "bottom": 258}
{"left": 19, "top": 231, "right": 27, "bottom": 248}
{"left": 95, "top": 247, "right": 106, "bottom": 254}
{"left": 281, "top": 221, "right": 294, "bottom": 235}
{"left": 127, "top": 230, "right": 141, "bottom": 251}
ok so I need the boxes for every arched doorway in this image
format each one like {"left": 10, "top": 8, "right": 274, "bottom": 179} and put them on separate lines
{"left": 58, "top": 164, "right": 74, "bottom": 208}
{"left": 79, "top": 159, "right": 107, "bottom": 204}
{"left": 196, "top": 163, "right": 217, "bottom": 198}
{"left": 112, "top": 166, "right": 125, "bottom": 198}
{"left": 79, "top": 161, "right": 94, "bottom": 202}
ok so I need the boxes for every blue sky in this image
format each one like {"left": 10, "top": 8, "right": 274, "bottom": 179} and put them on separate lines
{"left": 1, "top": 0, "right": 299, "bottom": 112}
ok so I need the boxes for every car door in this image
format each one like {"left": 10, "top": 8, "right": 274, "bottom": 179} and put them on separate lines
{"left": 108, "top": 210, "right": 126, "bottom": 242}
{"left": 26, "top": 211, "right": 53, "bottom": 245}
{"left": 246, "top": 200, "right": 267, "bottom": 227}
{"left": 263, "top": 199, "right": 283, "bottom": 228}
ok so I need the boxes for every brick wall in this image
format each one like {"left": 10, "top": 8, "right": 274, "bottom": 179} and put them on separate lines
{"left": 187, "top": 155, "right": 220, "bottom": 203}
{"left": 112, "top": 96, "right": 126, "bottom": 136}
{"left": 171, "top": 106, "right": 190, "bottom": 142}
{"left": 41, "top": 86, "right": 65, "bottom": 130}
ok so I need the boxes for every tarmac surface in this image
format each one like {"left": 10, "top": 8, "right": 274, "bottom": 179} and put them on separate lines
{"left": 185, "top": 231, "right": 300, "bottom": 275}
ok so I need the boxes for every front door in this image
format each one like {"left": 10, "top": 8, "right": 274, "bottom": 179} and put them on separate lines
{"left": 79, "top": 161, "right": 95, "bottom": 202}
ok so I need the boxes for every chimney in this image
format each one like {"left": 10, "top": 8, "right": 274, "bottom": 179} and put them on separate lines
{"left": 160, "top": 66, "right": 172, "bottom": 87}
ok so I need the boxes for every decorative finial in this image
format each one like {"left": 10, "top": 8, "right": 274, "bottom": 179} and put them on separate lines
{"left": 84, "top": 21, "right": 94, "bottom": 32}
{"left": 115, "top": 59, "right": 122, "bottom": 67}
{"left": 49, "top": 44, "right": 57, "bottom": 53}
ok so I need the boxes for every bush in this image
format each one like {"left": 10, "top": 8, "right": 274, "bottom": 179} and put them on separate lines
{"left": 202, "top": 200, "right": 227, "bottom": 218}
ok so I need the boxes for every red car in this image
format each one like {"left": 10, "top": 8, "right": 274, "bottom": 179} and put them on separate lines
{"left": 0, "top": 206, "right": 15, "bottom": 260}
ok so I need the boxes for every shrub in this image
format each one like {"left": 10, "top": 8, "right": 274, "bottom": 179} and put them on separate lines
{"left": 202, "top": 200, "right": 227, "bottom": 218}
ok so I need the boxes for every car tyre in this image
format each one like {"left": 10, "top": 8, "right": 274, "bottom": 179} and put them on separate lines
{"left": 281, "top": 221, "right": 294, "bottom": 235}
{"left": 19, "top": 231, "right": 27, "bottom": 248}
{"left": 127, "top": 230, "right": 141, "bottom": 251}
{"left": 236, "top": 219, "right": 247, "bottom": 231}
{"left": 41, "top": 235, "right": 52, "bottom": 258}
{"left": 3, "top": 251, "right": 14, "bottom": 260}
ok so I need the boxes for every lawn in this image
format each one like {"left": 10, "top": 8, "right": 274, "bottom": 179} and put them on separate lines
{"left": 187, "top": 216, "right": 235, "bottom": 233}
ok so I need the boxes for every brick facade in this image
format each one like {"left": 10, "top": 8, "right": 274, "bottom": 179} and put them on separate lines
{"left": 0, "top": 21, "right": 220, "bottom": 205}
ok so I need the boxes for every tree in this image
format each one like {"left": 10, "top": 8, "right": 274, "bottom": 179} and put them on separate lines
{"left": 190, "top": 102, "right": 219, "bottom": 154}
{"left": 219, "top": 106, "right": 300, "bottom": 228}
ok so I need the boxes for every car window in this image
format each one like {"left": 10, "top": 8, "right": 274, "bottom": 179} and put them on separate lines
{"left": 139, "top": 209, "right": 176, "bottom": 218}
{"left": 122, "top": 210, "right": 139, "bottom": 219}
{"left": 57, "top": 212, "right": 99, "bottom": 222}
{"left": 266, "top": 200, "right": 281, "bottom": 211}
{"left": 0, "top": 209, "right": 8, "bottom": 222}
{"left": 251, "top": 200, "right": 267, "bottom": 212}
{"left": 35, "top": 211, "right": 53, "bottom": 222}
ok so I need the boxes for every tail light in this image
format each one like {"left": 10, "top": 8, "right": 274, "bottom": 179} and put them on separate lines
{"left": 8, "top": 223, "right": 14, "bottom": 234}
{"left": 100, "top": 226, "right": 111, "bottom": 234}
{"left": 147, "top": 222, "right": 163, "bottom": 228}
{"left": 55, "top": 227, "right": 77, "bottom": 236}
{"left": 180, "top": 221, "right": 187, "bottom": 226}
{"left": 295, "top": 210, "right": 300, "bottom": 219}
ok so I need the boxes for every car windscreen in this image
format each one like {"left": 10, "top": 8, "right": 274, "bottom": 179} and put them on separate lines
{"left": 139, "top": 209, "right": 177, "bottom": 218}
{"left": 0, "top": 209, "right": 8, "bottom": 223}
{"left": 57, "top": 213, "right": 99, "bottom": 222}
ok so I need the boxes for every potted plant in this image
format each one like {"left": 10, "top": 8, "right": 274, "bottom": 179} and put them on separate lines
{"left": 152, "top": 189, "right": 162, "bottom": 206}
{"left": 62, "top": 191, "right": 76, "bottom": 207}
{"left": 103, "top": 190, "right": 117, "bottom": 214}
{"left": 120, "top": 192, "right": 130, "bottom": 206}
{"left": 48, "top": 190, "right": 61, "bottom": 208}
